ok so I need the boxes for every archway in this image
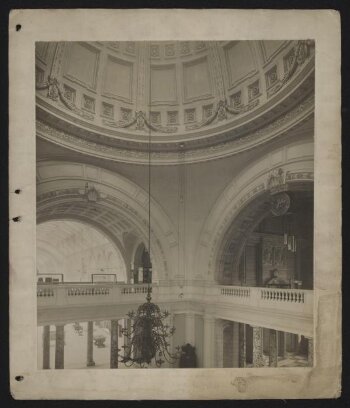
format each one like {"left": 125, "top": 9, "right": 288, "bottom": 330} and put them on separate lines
{"left": 37, "top": 161, "right": 179, "bottom": 282}
{"left": 37, "top": 220, "right": 127, "bottom": 283}
{"left": 194, "top": 139, "right": 314, "bottom": 283}
{"left": 215, "top": 187, "right": 313, "bottom": 288}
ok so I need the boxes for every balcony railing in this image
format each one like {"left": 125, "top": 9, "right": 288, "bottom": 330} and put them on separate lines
{"left": 37, "top": 282, "right": 313, "bottom": 335}
{"left": 37, "top": 282, "right": 312, "bottom": 310}
{"left": 220, "top": 287, "right": 250, "bottom": 297}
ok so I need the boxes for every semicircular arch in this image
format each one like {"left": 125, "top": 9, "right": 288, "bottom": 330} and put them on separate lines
{"left": 194, "top": 139, "right": 314, "bottom": 282}
{"left": 37, "top": 161, "right": 178, "bottom": 282}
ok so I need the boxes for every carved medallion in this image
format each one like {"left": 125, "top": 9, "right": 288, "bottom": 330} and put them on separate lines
{"left": 270, "top": 192, "right": 291, "bottom": 216}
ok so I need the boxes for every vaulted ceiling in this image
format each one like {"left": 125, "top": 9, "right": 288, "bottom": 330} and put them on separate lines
{"left": 36, "top": 40, "right": 315, "bottom": 164}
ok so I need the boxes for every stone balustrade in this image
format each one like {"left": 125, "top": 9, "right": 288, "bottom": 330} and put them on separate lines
{"left": 220, "top": 287, "right": 250, "bottom": 297}
{"left": 37, "top": 282, "right": 313, "bottom": 336}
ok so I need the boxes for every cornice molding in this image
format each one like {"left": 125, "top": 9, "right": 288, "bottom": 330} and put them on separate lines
{"left": 37, "top": 93, "right": 314, "bottom": 165}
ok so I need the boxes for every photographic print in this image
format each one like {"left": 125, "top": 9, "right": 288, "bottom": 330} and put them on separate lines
{"left": 9, "top": 10, "right": 341, "bottom": 399}
{"left": 35, "top": 39, "right": 315, "bottom": 370}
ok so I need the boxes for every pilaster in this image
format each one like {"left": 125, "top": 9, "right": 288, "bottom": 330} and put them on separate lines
{"left": 87, "top": 321, "right": 95, "bottom": 367}
{"left": 43, "top": 325, "right": 50, "bottom": 369}
{"left": 203, "top": 315, "right": 215, "bottom": 368}
{"left": 55, "top": 324, "right": 65, "bottom": 369}
{"left": 269, "top": 329, "right": 278, "bottom": 367}
{"left": 252, "top": 326, "right": 264, "bottom": 367}
{"left": 239, "top": 323, "right": 246, "bottom": 368}
{"left": 110, "top": 319, "right": 119, "bottom": 368}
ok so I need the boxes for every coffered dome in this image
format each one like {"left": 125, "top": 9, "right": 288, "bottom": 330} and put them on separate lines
{"left": 36, "top": 40, "right": 314, "bottom": 163}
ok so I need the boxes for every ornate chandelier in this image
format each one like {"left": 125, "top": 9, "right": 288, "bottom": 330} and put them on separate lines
{"left": 119, "top": 287, "right": 179, "bottom": 367}
{"left": 118, "top": 52, "right": 178, "bottom": 367}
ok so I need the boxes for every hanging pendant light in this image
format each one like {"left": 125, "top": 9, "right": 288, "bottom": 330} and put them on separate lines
{"left": 118, "top": 43, "right": 178, "bottom": 368}
{"left": 283, "top": 213, "right": 297, "bottom": 254}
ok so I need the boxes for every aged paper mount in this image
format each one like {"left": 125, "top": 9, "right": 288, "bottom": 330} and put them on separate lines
{"left": 9, "top": 9, "right": 341, "bottom": 399}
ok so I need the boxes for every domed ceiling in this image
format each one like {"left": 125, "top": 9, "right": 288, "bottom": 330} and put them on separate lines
{"left": 36, "top": 40, "right": 315, "bottom": 164}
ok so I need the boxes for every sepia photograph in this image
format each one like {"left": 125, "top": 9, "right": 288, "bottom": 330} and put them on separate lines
{"left": 9, "top": 9, "right": 341, "bottom": 399}
{"left": 35, "top": 39, "right": 315, "bottom": 370}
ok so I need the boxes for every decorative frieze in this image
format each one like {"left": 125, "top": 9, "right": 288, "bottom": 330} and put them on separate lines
{"left": 248, "top": 80, "right": 260, "bottom": 101}
{"left": 101, "top": 102, "right": 114, "bottom": 118}
{"left": 125, "top": 42, "right": 136, "bottom": 55}
{"left": 167, "top": 111, "right": 178, "bottom": 125}
{"left": 150, "top": 111, "right": 161, "bottom": 125}
{"left": 180, "top": 41, "right": 191, "bottom": 55}
{"left": 265, "top": 65, "right": 278, "bottom": 88}
{"left": 185, "top": 108, "right": 196, "bottom": 124}
{"left": 150, "top": 44, "right": 160, "bottom": 58}
{"left": 36, "top": 93, "right": 314, "bottom": 164}
{"left": 195, "top": 41, "right": 206, "bottom": 51}
{"left": 284, "top": 48, "right": 296, "bottom": 72}
{"left": 82, "top": 95, "right": 95, "bottom": 112}
{"left": 230, "top": 91, "right": 242, "bottom": 108}
{"left": 267, "top": 167, "right": 287, "bottom": 192}
{"left": 120, "top": 107, "right": 132, "bottom": 122}
{"left": 103, "top": 110, "right": 177, "bottom": 133}
{"left": 36, "top": 76, "right": 94, "bottom": 120}
{"left": 165, "top": 44, "right": 175, "bottom": 57}
{"left": 203, "top": 104, "right": 214, "bottom": 120}
{"left": 186, "top": 98, "right": 260, "bottom": 131}
{"left": 107, "top": 42, "right": 120, "bottom": 51}
{"left": 63, "top": 84, "right": 76, "bottom": 104}
{"left": 268, "top": 40, "right": 314, "bottom": 98}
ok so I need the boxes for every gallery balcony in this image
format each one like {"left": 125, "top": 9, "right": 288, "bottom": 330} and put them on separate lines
{"left": 37, "top": 282, "right": 313, "bottom": 337}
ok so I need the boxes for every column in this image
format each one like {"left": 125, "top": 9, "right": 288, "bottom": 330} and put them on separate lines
{"left": 278, "top": 331, "right": 286, "bottom": 359}
{"left": 239, "top": 323, "right": 246, "bottom": 368}
{"left": 55, "top": 324, "right": 65, "bottom": 369}
{"left": 232, "top": 322, "right": 239, "bottom": 367}
{"left": 87, "top": 321, "right": 95, "bottom": 367}
{"left": 203, "top": 315, "right": 215, "bottom": 368}
{"left": 185, "top": 313, "right": 195, "bottom": 345}
{"left": 110, "top": 319, "right": 119, "bottom": 368}
{"left": 307, "top": 337, "right": 314, "bottom": 367}
{"left": 175, "top": 150, "right": 187, "bottom": 279}
{"left": 252, "top": 326, "right": 264, "bottom": 367}
{"left": 168, "top": 313, "right": 174, "bottom": 355}
{"left": 43, "top": 325, "right": 50, "bottom": 369}
{"left": 165, "top": 313, "right": 175, "bottom": 368}
{"left": 269, "top": 329, "right": 278, "bottom": 367}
